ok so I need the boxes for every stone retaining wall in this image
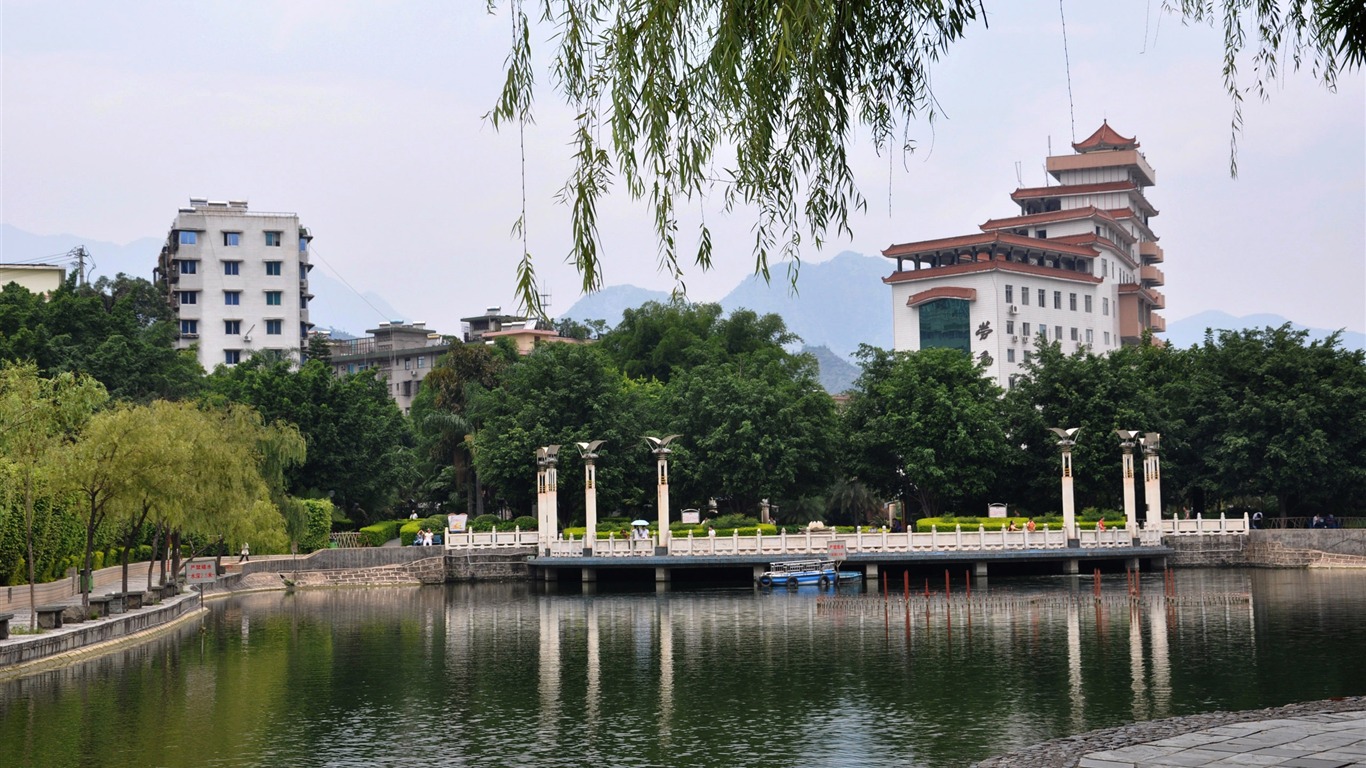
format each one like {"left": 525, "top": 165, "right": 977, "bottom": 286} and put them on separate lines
{"left": 1166, "top": 530, "right": 1366, "bottom": 568}
{"left": 230, "top": 553, "right": 446, "bottom": 588}
{"left": 446, "top": 549, "right": 534, "bottom": 581}
{"left": 0, "top": 593, "right": 202, "bottom": 670}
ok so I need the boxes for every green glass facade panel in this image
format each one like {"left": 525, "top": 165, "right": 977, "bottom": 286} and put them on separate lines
{"left": 918, "top": 299, "right": 971, "bottom": 354}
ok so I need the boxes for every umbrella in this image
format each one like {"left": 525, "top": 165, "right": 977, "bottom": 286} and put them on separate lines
{"left": 631, "top": 520, "right": 650, "bottom": 526}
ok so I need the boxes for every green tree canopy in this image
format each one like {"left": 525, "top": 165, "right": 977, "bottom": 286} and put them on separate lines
{"left": 843, "top": 346, "right": 1010, "bottom": 519}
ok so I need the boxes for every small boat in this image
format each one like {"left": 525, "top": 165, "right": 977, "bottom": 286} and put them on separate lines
{"left": 756, "top": 559, "right": 862, "bottom": 588}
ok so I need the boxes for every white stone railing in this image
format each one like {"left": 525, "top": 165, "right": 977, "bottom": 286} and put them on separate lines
{"left": 442, "top": 529, "right": 540, "bottom": 549}
{"left": 1160, "top": 513, "right": 1249, "bottom": 535}
{"left": 540, "top": 524, "right": 1169, "bottom": 558}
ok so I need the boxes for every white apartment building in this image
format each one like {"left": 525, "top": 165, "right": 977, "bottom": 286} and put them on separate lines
{"left": 883, "top": 123, "right": 1166, "bottom": 387}
{"left": 156, "top": 199, "right": 314, "bottom": 370}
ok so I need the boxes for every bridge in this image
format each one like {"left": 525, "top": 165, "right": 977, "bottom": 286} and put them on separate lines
{"left": 438, "top": 514, "right": 1250, "bottom": 585}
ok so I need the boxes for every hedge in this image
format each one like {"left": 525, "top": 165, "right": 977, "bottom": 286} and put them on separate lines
{"left": 358, "top": 519, "right": 405, "bottom": 547}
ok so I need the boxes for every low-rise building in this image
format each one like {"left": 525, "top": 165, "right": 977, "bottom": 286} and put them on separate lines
{"left": 329, "top": 322, "right": 453, "bottom": 413}
{"left": 0, "top": 263, "right": 67, "bottom": 296}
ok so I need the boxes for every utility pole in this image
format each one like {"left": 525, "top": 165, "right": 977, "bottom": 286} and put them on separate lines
{"left": 73, "top": 245, "right": 89, "bottom": 286}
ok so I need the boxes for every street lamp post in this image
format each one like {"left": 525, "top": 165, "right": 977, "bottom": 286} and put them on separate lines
{"left": 575, "top": 440, "right": 605, "bottom": 557}
{"left": 1116, "top": 430, "right": 1141, "bottom": 545}
{"left": 536, "top": 445, "right": 560, "bottom": 555}
{"left": 1050, "top": 427, "right": 1081, "bottom": 547}
{"left": 1141, "top": 433, "right": 1162, "bottom": 530}
{"left": 644, "top": 435, "right": 681, "bottom": 556}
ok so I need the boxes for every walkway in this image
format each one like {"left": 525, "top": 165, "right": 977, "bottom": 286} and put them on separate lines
{"left": 1079, "top": 710, "right": 1366, "bottom": 767}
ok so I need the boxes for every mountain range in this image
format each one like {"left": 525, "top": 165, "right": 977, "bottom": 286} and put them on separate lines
{"left": 5, "top": 225, "right": 1360, "bottom": 385}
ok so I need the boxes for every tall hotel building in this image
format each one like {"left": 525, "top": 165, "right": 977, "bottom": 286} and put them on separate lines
{"left": 883, "top": 123, "right": 1166, "bottom": 387}
{"left": 156, "top": 199, "right": 314, "bottom": 369}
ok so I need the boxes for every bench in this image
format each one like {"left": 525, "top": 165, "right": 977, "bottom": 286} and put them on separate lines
{"left": 0, "top": 612, "right": 12, "bottom": 640}
{"left": 35, "top": 605, "right": 65, "bottom": 629}
{"left": 115, "top": 591, "right": 146, "bottom": 610}
{"left": 88, "top": 595, "right": 115, "bottom": 618}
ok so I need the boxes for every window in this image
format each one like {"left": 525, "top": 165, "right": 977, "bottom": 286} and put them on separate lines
{"left": 265, "top": 261, "right": 282, "bottom": 276}
{"left": 1103, "top": 297, "right": 1110, "bottom": 316}
{"left": 1005, "top": 320, "right": 1015, "bottom": 335}
{"left": 1053, "top": 291, "right": 1062, "bottom": 309}
{"left": 177, "top": 259, "right": 197, "bottom": 275}
{"left": 1006, "top": 349, "right": 1016, "bottom": 363}
{"left": 1038, "top": 326, "right": 1047, "bottom": 340}
{"left": 917, "top": 299, "right": 972, "bottom": 354}
{"left": 1085, "top": 295, "right": 1093, "bottom": 313}
{"left": 265, "top": 291, "right": 282, "bottom": 306}
{"left": 179, "top": 231, "right": 198, "bottom": 245}
{"left": 178, "top": 291, "right": 197, "bottom": 305}
{"left": 418, "top": 355, "right": 426, "bottom": 369}
{"left": 265, "top": 231, "right": 282, "bottom": 247}
{"left": 1023, "top": 351, "right": 1032, "bottom": 363}
{"left": 179, "top": 319, "right": 198, "bottom": 335}
{"left": 224, "top": 320, "right": 241, "bottom": 335}
{"left": 223, "top": 261, "right": 240, "bottom": 276}
{"left": 1102, "top": 258, "right": 1109, "bottom": 277}
{"left": 266, "top": 319, "right": 282, "bottom": 335}
{"left": 223, "top": 232, "right": 241, "bottom": 247}
{"left": 402, "top": 380, "right": 412, "bottom": 398}
{"left": 1055, "top": 325, "right": 1063, "bottom": 340}
{"left": 1021, "top": 286, "right": 1030, "bottom": 306}
{"left": 1070, "top": 327, "right": 1078, "bottom": 341}
{"left": 1004, "top": 285, "right": 1014, "bottom": 304}
{"left": 1037, "top": 288, "right": 1045, "bottom": 306}
{"left": 224, "top": 291, "right": 241, "bottom": 306}
{"left": 1069, "top": 293, "right": 1077, "bottom": 311}
{"left": 1104, "top": 331, "right": 1111, "bottom": 345}
{"left": 225, "top": 350, "right": 241, "bottom": 365}
{"left": 1022, "top": 322, "right": 1031, "bottom": 336}
{"left": 1086, "top": 328, "right": 1094, "bottom": 344}
{"left": 299, "top": 238, "right": 308, "bottom": 253}
{"left": 1035, "top": 229, "right": 1047, "bottom": 238}
{"left": 404, "top": 357, "right": 412, "bottom": 370}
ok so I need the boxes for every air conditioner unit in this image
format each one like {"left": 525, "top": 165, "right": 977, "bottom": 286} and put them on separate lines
{"left": 1007, "top": 305, "right": 1019, "bottom": 315}
{"left": 243, "top": 335, "right": 252, "bottom": 343}
{"left": 1011, "top": 335, "right": 1019, "bottom": 343}
{"left": 410, "top": 370, "right": 419, "bottom": 377}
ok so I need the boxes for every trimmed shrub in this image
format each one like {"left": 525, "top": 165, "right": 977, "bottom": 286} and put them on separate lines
{"left": 298, "top": 499, "right": 334, "bottom": 553}
{"left": 469, "top": 514, "right": 501, "bottom": 532}
{"left": 358, "top": 519, "right": 405, "bottom": 547}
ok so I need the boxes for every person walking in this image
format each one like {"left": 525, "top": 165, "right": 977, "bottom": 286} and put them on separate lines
{"left": 239, "top": 542, "right": 250, "bottom": 562}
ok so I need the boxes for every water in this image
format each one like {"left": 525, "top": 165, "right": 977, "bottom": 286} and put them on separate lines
{"left": 2, "top": 569, "right": 1363, "bottom": 767}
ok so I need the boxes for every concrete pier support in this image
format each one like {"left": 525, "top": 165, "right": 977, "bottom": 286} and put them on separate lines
{"left": 1062, "top": 559, "right": 1079, "bottom": 575}
{"left": 581, "top": 567, "right": 597, "bottom": 583}
{"left": 974, "top": 562, "right": 989, "bottom": 578}
{"left": 542, "top": 568, "right": 559, "bottom": 582}
{"left": 654, "top": 567, "right": 671, "bottom": 584}
{"left": 752, "top": 565, "right": 766, "bottom": 583}
{"left": 865, "top": 563, "right": 879, "bottom": 582}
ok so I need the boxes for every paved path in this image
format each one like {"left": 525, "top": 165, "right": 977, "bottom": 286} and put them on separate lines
{"left": 1079, "top": 711, "right": 1366, "bottom": 768}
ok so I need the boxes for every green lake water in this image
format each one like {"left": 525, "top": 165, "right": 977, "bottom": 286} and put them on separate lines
{"left": 2, "top": 569, "right": 1363, "bottom": 767}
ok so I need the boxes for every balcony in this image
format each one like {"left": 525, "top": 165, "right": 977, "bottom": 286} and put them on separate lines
{"left": 1140, "top": 265, "right": 1165, "bottom": 286}
{"left": 1139, "top": 241, "right": 1164, "bottom": 263}
{"left": 1150, "top": 313, "right": 1167, "bottom": 332}
{"left": 1149, "top": 289, "right": 1166, "bottom": 309}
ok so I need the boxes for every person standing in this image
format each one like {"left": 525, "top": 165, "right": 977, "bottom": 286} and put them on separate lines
{"left": 239, "top": 543, "right": 250, "bottom": 562}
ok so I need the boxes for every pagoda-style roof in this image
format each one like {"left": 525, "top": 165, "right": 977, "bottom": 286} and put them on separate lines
{"left": 883, "top": 259, "right": 1103, "bottom": 286}
{"left": 1011, "top": 180, "right": 1158, "bottom": 217}
{"left": 979, "top": 206, "right": 1134, "bottom": 243}
{"left": 882, "top": 231, "right": 1096, "bottom": 260}
{"left": 1072, "top": 121, "right": 1139, "bottom": 153}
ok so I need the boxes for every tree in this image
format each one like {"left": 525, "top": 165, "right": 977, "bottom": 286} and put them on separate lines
{"left": 490, "top": 1, "right": 1362, "bottom": 310}
{"left": 1180, "top": 325, "right": 1366, "bottom": 518}
{"left": 470, "top": 343, "right": 657, "bottom": 522}
{"left": 411, "top": 344, "right": 507, "bottom": 516}
{"left": 207, "top": 358, "right": 413, "bottom": 524}
{"left": 0, "top": 275, "right": 203, "bottom": 401}
{"left": 843, "top": 346, "right": 1010, "bottom": 519}
{"left": 0, "top": 363, "right": 108, "bottom": 627}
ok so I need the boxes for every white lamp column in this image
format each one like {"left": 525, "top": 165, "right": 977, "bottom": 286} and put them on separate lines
{"left": 1116, "top": 430, "right": 1140, "bottom": 544}
{"left": 1141, "top": 433, "right": 1162, "bottom": 530}
{"left": 645, "top": 435, "right": 681, "bottom": 556}
{"left": 1050, "top": 427, "right": 1080, "bottom": 547}
{"left": 576, "top": 440, "right": 605, "bottom": 557}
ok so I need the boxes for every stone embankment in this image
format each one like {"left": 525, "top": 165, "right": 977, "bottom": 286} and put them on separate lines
{"left": 972, "top": 696, "right": 1366, "bottom": 768}
{"left": 219, "top": 546, "right": 534, "bottom": 591}
{"left": 1165, "top": 529, "right": 1366, "bottom": 568}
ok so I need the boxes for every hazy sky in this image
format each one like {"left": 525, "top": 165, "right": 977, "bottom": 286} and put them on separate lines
{"left": 3, "top": 1, "right": 1363, "bottom": 334}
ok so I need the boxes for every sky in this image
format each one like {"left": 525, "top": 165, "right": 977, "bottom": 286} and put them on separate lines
{"left": 3, "top": 1, "right": 1363, "bottom": 335}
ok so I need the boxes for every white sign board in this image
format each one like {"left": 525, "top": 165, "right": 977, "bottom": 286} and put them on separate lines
{"left": 185, "top": 561, "right": 217, "bottom": 583}
{"left": 681, "top": 509, "right": 700, "bottom": 524}
{"left": 827, "top": 541, "right": 848, "bottom": 561}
